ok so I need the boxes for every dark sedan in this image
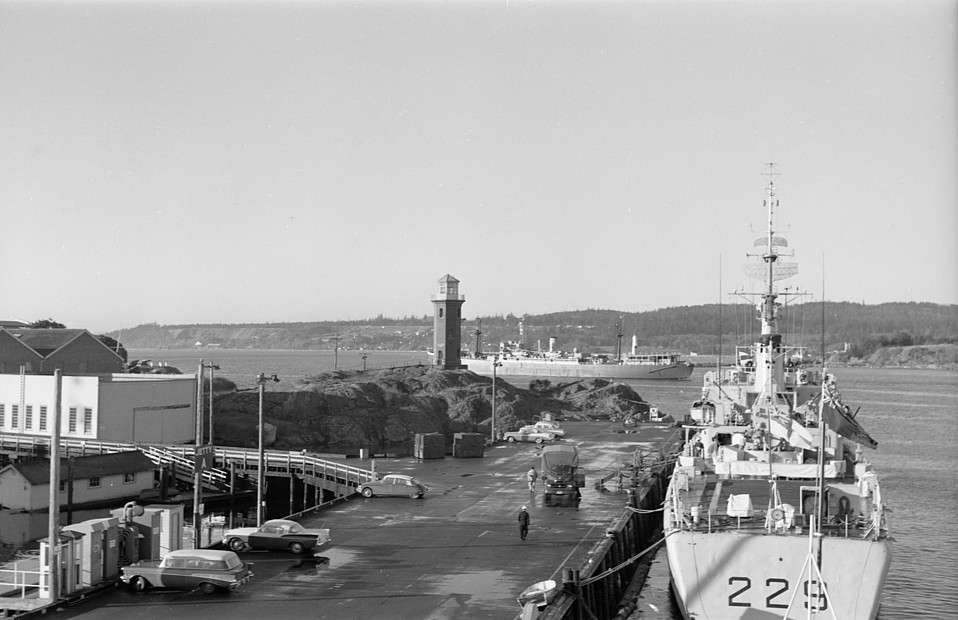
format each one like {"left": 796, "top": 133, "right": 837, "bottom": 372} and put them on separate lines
{"left": 222, "top": 518, "right": 331, "bottom": 554}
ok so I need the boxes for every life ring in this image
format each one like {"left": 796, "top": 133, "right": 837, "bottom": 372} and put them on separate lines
{"left": 770, "top": 508, "right": 785, "bottom": 522}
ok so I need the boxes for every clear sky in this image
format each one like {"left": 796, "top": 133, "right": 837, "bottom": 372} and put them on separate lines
{"left": 1, "top": 0, "right": 955, "bottom": 333}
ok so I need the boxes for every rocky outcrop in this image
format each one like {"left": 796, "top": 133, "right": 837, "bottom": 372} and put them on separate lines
{"left": 830, "top": 344, "right": 958, "bottom": 369}
{"left": 210, "top": 367, "right": 648, "bottom": 453}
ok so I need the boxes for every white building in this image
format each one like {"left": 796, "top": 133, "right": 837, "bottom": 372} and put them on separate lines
{"left": 0, "top": 328, "right": 197, "bottom": 445}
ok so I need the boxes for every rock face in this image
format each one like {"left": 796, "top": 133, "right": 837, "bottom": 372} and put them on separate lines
{"left": 210, "top": 366, "right": 648, "bottom": 454}
{"left": 867, "top": 344, "right": 958, "bottom": 369}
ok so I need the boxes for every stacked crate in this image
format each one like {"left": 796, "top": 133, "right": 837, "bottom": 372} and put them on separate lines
{"left": 452, "top": 433, "right": 485, "bottom": 458}
{"left": 414, "top": 433, "right": 446, "bottom": 459}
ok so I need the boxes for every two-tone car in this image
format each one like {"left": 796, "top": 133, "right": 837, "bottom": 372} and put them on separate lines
{"left": 503, "top": 429, "right": 558, "bottom": 443}
{"left": 222, "top": 518, "right": 331, "bottom": 554}
{"left": 520, "top": 421, "right": 566, "bottom": 436}
{"left": 120, "top": 549, "right": 253, "bottom": 594}
{"left": 357, "top": 474, "right": 428, "bottom": 498}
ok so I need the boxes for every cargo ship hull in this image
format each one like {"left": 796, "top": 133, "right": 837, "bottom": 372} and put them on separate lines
{"left": 462, "top": 357, "right": 694, "bottom": 380}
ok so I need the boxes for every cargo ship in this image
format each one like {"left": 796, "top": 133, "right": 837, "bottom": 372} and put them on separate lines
{"left": 663, "top": 168, "right": 891, "bottom": 619}
{"left": 462, "top": 335, "right": 693, "bottom": 380}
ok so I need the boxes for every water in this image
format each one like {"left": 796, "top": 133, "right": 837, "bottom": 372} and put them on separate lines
{"left": 131, "top": 350, "right": 958, "bottom": 618}
{"left": 127, "top": 348, "right": 431, "bottom": 390}
{"left": 618, "top": 367, "right": 958, "bottom": 620}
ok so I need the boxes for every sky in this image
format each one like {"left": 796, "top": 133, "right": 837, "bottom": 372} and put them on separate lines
{"left": 1, "top": 0, "right": 955, "bottom": 333}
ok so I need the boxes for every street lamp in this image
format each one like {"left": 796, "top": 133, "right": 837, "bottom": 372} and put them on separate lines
{"left": 256, "top": 373, "right": 279, "bottom": 527}
{"left": 204, "top": 362, "right": 220, "bottom": 445}
{"left": 491, "top": 357, "right": 502, "bottom": 443}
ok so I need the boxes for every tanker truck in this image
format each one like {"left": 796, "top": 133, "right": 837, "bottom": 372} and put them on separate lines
{"left": 540, "top": 444, "right": 583, "bottom": 501}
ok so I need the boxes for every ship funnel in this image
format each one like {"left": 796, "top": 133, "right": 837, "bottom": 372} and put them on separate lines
{"left": 631, "top": 335, "right": 637, "bottom": 355}
{"left": 549, "top": 337, "right": 556, "bottom": 353}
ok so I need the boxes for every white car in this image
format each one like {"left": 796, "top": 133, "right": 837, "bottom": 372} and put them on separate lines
{"left": 521, "top": 422, "right": 566, "bottom": 436}
{"left": 503, "top": 429, "right": 558, "bottom": 444}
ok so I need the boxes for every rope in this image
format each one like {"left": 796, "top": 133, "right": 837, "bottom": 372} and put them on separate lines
{"left": 579, "top": 531, "right": 675, "bottom": 587}
{"left": 626, "top": 505, "right": 665, "bottom": 514}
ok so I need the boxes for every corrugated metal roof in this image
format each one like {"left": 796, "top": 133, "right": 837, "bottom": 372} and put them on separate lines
{"left": 7, "top": 451, "right": 156, "bottom": 485}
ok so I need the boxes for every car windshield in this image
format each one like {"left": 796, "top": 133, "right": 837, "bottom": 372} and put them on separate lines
{"left": 286, "top": 522, "right": 304, "bottom": 534}
{"left": 222, "top": 553, "right": 244, "bottom": 570}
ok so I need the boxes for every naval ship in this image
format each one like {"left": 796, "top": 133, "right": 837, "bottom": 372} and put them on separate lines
{"left": 663, "top": 169, "right": 891, "bottom": 619}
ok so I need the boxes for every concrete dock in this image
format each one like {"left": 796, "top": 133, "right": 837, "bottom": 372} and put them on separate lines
{"left": 28, "top": 420, "right": 680, "bottom": 620}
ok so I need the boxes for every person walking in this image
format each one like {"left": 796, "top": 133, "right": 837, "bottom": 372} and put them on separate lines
{"left": 527, "top": 466, "right": 538, "bottom": 492}
{"left": 518, "top": 506, "right": 530, "bottom": 540}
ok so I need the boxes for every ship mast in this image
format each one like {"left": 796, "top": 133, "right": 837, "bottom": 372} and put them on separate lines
{"left": 474, "top": 319, "right": 483, "bottom": 358}
{"left": 742, "top": 164, "right": 798, "bottom": 396}
{"left": 614, "top": 317, "right": 624, "bottom": 362}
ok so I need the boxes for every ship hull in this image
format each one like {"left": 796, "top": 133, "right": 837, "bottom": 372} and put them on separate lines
{"left": 665, "top": 528, "right": 891, "bottom": 620}
{"left": 462, "top": 358, "right": 694, "bottom": 380}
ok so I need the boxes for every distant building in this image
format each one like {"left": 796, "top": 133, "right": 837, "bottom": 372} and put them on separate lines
{"left": 0, "top": 328, "right": 197, "bottom": 445}
{"left": 431, "top": 275, "right": 465, "bottom": 370}
{"left": 0, "top": 450, "right": 156, "bottom": 511}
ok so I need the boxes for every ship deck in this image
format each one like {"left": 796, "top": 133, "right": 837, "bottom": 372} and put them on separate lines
{"left": 672, "top": 468, "right": 867, "bottom": 535}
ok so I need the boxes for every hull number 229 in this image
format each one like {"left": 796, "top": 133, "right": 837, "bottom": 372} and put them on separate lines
{"left": 728, "top": 577, "right": 828, "bottom": 611}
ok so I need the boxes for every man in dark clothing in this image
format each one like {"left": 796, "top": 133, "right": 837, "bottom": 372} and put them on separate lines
{"left": 518, "top": 506, "right": 530, "bottom": 540}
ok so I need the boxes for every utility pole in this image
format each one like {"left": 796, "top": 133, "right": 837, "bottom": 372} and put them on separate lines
{"left": 256, "top": 373, "right": 279, "bottom": 526}
{"left": 193, "top": 361, "right": 204, "bottom": 548}
{"left": 491, "top": 358, "right": 502, "bottom": 443}
{"left": 46, "top": 369, "right": 62, "bottom": 602}
{"left": 204, "top": 362, "right": 220, "bottom": 445}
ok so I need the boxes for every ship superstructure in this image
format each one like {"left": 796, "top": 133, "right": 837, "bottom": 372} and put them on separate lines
{"left": 664, "top": 168, "right": 891, "bottom": 619}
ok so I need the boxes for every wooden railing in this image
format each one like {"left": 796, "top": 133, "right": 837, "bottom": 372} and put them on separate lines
{"left": 0, "top": 434, "right": 374, "bottom": 494}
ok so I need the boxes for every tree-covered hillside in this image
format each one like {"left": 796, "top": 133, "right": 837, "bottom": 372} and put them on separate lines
{"left": 108, "top": 302, "right": 958, "bottom": 359}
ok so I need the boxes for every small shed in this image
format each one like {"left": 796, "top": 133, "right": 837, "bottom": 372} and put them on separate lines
{"left": 0, "top": 450, "right": 156, "bottom": 511}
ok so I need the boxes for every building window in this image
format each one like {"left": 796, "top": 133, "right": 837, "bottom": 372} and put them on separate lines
{"left": 88, "top": 477, "right": 101, "bottom": 488}
{"left": 25, "top": 405, "right": 33, "bottom": 430}
{"left": 39, "top": 406, "right": 47, "bottom": 431}
{"left": 439, "top": 308, "right": 444, "bottom": 318}
{"left": 68, "top": 408, "right": 78, "bottom": 433}
{"left": 123, "top": 472, "right": 136, "bottom": 484}
{"left": 0, "top": 404, "right": 4, "bottom": 428}
{"left": 11, "top": 405, "right": 18, "bottom": 428}
{"left": 83, "top": 408, "right": 93, "bottom": 434}
{"left": 59, "top": 480, "right": 66, "bottom": 493}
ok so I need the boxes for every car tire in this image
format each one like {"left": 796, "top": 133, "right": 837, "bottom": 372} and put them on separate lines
{"left": 289, "top": 542, "right": 306, "bottom": 554}
{"left": 199, "top": 582, "right": 218, "bottom": 595}
{"left": 229, "top": 538, "right": 246, "bottom": 552}
{"left": 535, "top": 437, "right": 544, "bottom": 444}
{"left": 132, "top": 576, "right": 149, "bottom": 592}
{"left": 506, "top": 436, "right": 516, "bottom": 442}
{"left": 361, "top": 487, "right": 374, "bottom": 498}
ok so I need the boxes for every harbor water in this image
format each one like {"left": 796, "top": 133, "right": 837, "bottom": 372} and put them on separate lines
{"left": 130, "top": 349, "right": 958, "bottom": 618}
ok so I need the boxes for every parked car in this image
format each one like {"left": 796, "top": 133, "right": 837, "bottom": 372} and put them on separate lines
{"left": 503, "top": 429, "right": 558, "bottom": 443}
{"left": 120, "top": 549, "right": 253, "bottom": 594}
{"left": 358, "top": 474, "right": 428, "bottom": 498}
{"left": 521, "top": 421, "right": 566, "bottom": 436}
{"left": 222, "top": 518, "right": 330, "bottom": 554}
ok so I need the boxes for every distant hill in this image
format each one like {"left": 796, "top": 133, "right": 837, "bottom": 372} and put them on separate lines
{"left": 109, "top": 302, "right": 958, "bottom": 360}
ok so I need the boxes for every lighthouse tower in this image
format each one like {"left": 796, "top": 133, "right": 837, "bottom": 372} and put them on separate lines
{"left": 431, "top": 274, "right": 465, "bottom": 369}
